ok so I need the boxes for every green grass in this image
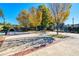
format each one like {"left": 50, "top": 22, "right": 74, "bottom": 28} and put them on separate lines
{"left": 49, "top": 34, "right": 66, "bottom": 38}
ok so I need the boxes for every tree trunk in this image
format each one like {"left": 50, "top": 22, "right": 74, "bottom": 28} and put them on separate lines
{"left": 56, "top": 23, "right": 59, "bottom": 35}
{"left": 3, "top": 16, "right": 7, "bottom": 35}
{"left": 41, "top": 27, "right": 46, "bottom": 35}
{"left": 36, "top": 27, "right": 38, "bottom": 31}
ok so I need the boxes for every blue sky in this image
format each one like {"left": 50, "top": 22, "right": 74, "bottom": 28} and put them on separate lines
{"left": 0, "top": 3, "right": 79, "bottom": 25}
{"left": 65, "top": 3, "right": 79, "bottom": 25}
{"left": 0, "top": 3, "right": 41, "bottom": 25}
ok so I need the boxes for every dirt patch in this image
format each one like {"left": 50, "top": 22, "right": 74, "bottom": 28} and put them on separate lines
{"left": 0, "top": 36, "right": 5, "bottom": 47}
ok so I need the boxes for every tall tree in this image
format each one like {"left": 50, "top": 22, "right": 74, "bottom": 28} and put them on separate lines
{"left": 49, "top": 3, "right": 71, "bottom": 35}
{"left": 0, "top": 8, "right": 7, "bottom": 35}
{"left": 38, "top": 4, "right": 53, "bottom": 30}
{"left": 30, "top": 7, "right": 42, "bottom": 30}
{"left": 17, "top": 10, "right": 31, "bottom": 28}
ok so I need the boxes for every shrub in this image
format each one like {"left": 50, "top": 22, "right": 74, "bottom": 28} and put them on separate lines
{"left": 49, "top": 34, "right": 66, "bottom": 38}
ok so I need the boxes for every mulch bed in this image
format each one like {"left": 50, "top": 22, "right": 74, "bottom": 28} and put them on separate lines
{"left": 9, "top": 40, "right": 61, "bottom": 56}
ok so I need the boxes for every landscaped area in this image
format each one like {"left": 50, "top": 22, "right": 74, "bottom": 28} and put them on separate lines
{"left": 0, "top": 3, "right": 79, "bottom": 56}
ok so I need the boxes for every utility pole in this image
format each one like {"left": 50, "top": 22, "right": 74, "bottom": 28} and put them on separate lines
{"left": 72, "top": 17, "right": 74, "bottom": 27}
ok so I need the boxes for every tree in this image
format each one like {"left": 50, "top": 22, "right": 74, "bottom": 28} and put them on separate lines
{"left": 17, "top": 10, "right": 31, "bottom": 28}
{"left": 17, "top": 4, "right": 54, "bottom": 31}
{"left": 0, "top": 8, "right": 7, "bottom": 35}
{"left": 0, "top": 8, "right": 5, "bottom": 26}
{"left": 17, "top": 8, "right": 42, "bottom": 31}
{"left": 49, "top": 3, "right": 71, "bottom": 35}
{"left": 30, "top": 7, "right": 42, "bottom": 30}
{"left": 38, "top": 4, "right": 53, "bottom": 30}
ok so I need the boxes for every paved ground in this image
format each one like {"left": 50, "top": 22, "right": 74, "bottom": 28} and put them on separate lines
{"left": 26, "top": 32, "right": 79, "bottom": 56}
{"left": 0, "top": 32, "right": 54, "bottom": 56}
{"left": 0, "top": 31, "right": 79, "bottom": 56}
